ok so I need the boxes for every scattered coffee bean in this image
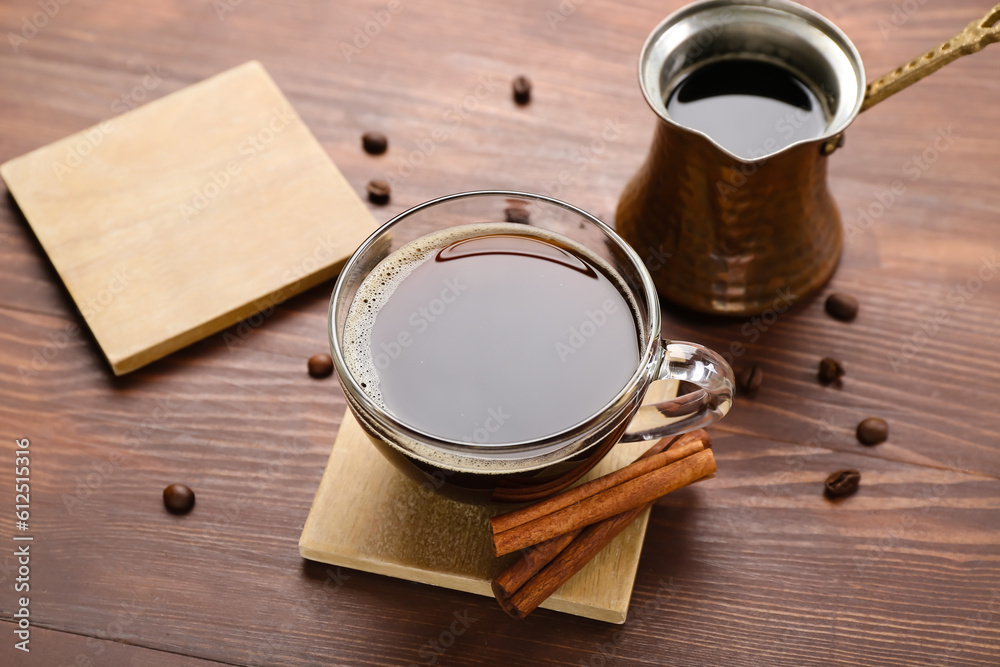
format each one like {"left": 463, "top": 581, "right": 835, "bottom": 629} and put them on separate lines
{"left": 825, "top": 292, "right": 859, "bottom": 321}
{"left": 366, "top": 179, "right": 391, "bottom": 205}
{"left": 818, "top": 357, "right": 845, "bottom": 384}
{"left": 361, "top": 131, "right": 388, "bottom": 155}
{"left": 824, "top": 469, "right": 861, "bottom": 498}
{"left": 856, "top": 417, "right": 889, "bottom": 445}
{"left": 504, "top": 207, "right": 530, "bottom": 224}
{"left": 737, "top": 365, "right": 764, "bottom": 394}
{"left": 308, "top": 353, "right": 334, "bottom": 379}
{"left": 163, "top": 484, "right": 195, "bottom": 514}
{"left": 512, "top": 75, "right": 532, "bottom": 105}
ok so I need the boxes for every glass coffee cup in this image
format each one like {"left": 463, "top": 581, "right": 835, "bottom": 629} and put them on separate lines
{"left": 329, "top": 191, "right": 734, "bottom": 503}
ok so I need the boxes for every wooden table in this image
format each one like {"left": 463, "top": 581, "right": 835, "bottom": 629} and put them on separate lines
{"left": 2, "top": 1, "right": 998, "bottom": 665}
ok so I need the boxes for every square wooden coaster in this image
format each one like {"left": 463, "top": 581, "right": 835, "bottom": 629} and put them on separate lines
{"left": 300, "top": 379, "right": 678, "bottom": 624}
{"left": 1, "top": 61, "right": 375, "bottom": 374}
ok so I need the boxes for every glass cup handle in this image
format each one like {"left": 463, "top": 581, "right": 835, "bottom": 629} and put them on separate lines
{"left": 621, "top": 340, "right": 735, "bottom": 442}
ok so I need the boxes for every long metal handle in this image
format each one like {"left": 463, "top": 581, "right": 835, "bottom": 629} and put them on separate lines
{"left": 861, "top": 3, "right": 1000, "bottom": 113}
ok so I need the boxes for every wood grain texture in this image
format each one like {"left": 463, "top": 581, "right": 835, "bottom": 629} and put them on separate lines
{"left": 300, "top": 411, "right": 659, "bottom": 624}
{"left": 0, "top": 0, "right": 998, "bottom": 665}
{"left": 0, "top": 60, "right": 375, "bottom": 375}
{"left": 0, "top": 622, "right": 230, "bottom": 666}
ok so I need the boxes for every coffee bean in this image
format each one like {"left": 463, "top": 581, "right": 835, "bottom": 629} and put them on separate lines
{"left": 856, "top": 417, "right": 889, "bottom": 445}
{"left": 308, "top": 353, "right": 334, "bottom": 379}
{"left": 163, "top": 484, "right": 195, "bottom": 514}
{"left": 504, "top": 207, "right": 530, "bottom": 224}
{"left": 366, "top": 179, "right": 391, "bottom": 205}
{"left": 362, "top": 131, "right": 388, "bottom": 155}
{"left": 512, "top": 75, "right": 532, "bottom": 105}
{"left": 825, "top": 292, "right": 859, "bottom": 321}
{"left": 737, "top": 365, "right": 764, "bottom": 394}
{"left": 824, "top": 469, "right": 861, "bottom": 498}
{"left": 818, "top": 357, "right": 845, "bottom": 384}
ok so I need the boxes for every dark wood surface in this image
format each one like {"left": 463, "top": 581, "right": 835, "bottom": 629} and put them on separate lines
{"left": 1, "top": 0, "right": 998, "bottom": 665}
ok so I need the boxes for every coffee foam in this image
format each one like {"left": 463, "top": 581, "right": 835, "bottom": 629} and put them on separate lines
{"left": 343, "top": 224, "right": 510, "bottom": 412}
{"left": 342, "top": 222, "right": 645, "bottom": 454}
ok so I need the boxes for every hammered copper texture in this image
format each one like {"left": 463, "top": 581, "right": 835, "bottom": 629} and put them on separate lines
{"left": 616, "top": 120, "right": 842, "bottom": 316}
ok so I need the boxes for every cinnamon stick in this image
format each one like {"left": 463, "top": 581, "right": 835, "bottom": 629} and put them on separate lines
{"left": 491, "top": 529, "right": 581, "bottom": 600}
{"left": 497, "top": 501, "right": 653, "bottom": 618}
{"left": 494, "top": 473, "right": 718, "bottom": 619}
{"left": 490, "top": 432, "right": 695, "bottom": 600}
{"left": 491, "top": 447, "right": 716, "bottom": 557}
{"left": 490, "top": 430, "right": 710, "bottom": 535}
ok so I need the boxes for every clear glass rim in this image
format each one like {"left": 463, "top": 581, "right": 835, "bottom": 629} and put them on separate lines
{"left": 328, "top": 190, "right": 663, "bottom": 456}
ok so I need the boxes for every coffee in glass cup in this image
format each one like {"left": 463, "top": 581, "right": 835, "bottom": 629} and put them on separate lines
{"left": 329, "top": 191, "right": 734, "bottom": 503}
